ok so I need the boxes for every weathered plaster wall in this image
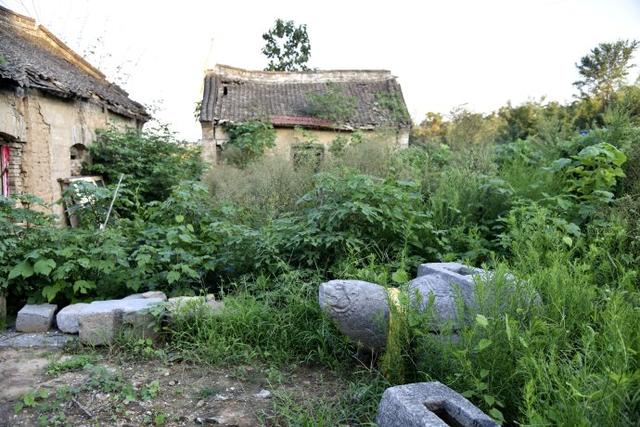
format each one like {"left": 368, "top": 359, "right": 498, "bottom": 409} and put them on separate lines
{"left": 0, "top": 87, "right": 136, "bottom": 223}
{"left": 203, "top": 124, "right": 408, "bottom": 164}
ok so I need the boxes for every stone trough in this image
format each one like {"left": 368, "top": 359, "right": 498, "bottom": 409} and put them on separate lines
{"left": 376, "top": 381, "right": 499, "bottom": 427}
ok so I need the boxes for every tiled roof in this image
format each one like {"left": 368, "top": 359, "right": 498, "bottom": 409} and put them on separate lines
{"left": 200, "top": 64, "right": 410, "bottom": 130}
{"left": 0, "top": 6, "right": 149, "bottom": 121}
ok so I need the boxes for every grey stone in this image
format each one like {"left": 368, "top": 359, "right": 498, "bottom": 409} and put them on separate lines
{"left": 417, "top": 262, "right": 485, "bottom": 284}
{"left": 123, "top": 291, "right": 167, "bottom": 301}
{"left": 78, "top": 298, "right": 164, "bottom": 345}
{"left": 255, "top": 389, "right": 272, "bottom": 399}
{"left": 408, "top": 274, "right": 476, "bottom": 330}
{"left": 167, "top": 296, "right": 224, "bottom": 312}
{"left": 56, "top": 303, "right": 90, "bottom": 333}
{"left": 0, "top": 330, "right": 76, "bottom": 348}
{"left": 15, "top": 304, "right": 57, "bottom": 332}
{"left": 318, "top": 280, "right": 390, "bottom": 350}
{"left": 376, "top": 381, "right": 499, "bottom": 427}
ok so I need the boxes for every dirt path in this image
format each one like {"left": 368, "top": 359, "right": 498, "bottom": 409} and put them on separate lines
{"left": 0, "top": 347, "right": 344, "bottom": 426}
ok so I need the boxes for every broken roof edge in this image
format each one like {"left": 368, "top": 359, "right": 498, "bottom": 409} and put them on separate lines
{"left": 0, "top": 6, "right": 106, "bottom": 82}
{"left": 205, "top": 63, "right": 395, "bottom": 83}
{"left": 211, "top": 116, "right": 410, "bottom": 132}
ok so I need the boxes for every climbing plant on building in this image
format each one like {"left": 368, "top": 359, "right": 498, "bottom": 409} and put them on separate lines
{"left": 223, "top": 121, "right": 277, "bottom": 167}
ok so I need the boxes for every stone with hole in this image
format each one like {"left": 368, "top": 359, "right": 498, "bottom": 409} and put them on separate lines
{"left": 376, "top": 381, "right": 499, "bottom": 427}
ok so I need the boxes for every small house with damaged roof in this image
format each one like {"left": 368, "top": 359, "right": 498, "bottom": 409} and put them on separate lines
{"left": 0, "top": 6, "right": 149, "bottom": 222}
{"left": 199, "top": 64, "right": 410, "bottom": 165}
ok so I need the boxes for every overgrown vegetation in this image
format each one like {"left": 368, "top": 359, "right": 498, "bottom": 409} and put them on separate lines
{"left": 2, "top": 41, "right": 640, "bottom": 425}
{"left": 306, "top": 83, "right": 357, "bottom": 123}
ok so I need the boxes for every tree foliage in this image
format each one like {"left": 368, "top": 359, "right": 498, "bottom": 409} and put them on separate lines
{"left": 262, "top": 19, "right": 311, "bottom": 72}
{"left": 574, "top": 39, "right": 639, "bottom": 103}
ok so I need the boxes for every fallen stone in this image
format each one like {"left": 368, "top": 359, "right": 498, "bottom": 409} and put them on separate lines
{"left": 15, "top": 304, "right": 57, "bottom": 333}
{"left": 319, "top": 280, "right": 390, "bottom": 350}
{"left": 0, "top": 330, "right": 76, "bottom": 348}
{"left": 376, "top": 381, "right": 499, "bottom": 427}
{"left": 254, "top": 389, "right": 272, "bottom": 399}
{"left": 407, "top": 274, "right": 476, "bottom": 330}
{"left": 56, "top": 303, "right": 90, "bottom": 333}
{"left": 78, "top": 298, "right": 164, "bottom": 345}
{"left": 123, "top": 291, "right": 167, "bottom": 301}
{"left": 417, "top": 262, "right": 485, "bottom": 280}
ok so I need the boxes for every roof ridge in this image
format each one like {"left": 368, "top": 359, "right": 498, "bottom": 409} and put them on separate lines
{"left": 205, "top": 64, "right": 394, "bottom": 84}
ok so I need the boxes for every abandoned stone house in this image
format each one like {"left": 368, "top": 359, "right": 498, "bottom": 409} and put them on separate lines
{"left": 199, "top": 64, "right": 411, "bottom": 165}
{"left": 0, "top": 6, "right": 148, "bottom": 223}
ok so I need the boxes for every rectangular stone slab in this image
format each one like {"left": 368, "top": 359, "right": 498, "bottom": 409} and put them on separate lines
{"left": 15, "top": 304, "right": 57, "bottom": 333}
{"left": 77, "top": 298, "right": 164, "bottom": 345}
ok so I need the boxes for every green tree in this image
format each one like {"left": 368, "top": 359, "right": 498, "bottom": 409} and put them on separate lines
{"left": 574, "top": 40, "right": 639, "bottom": 104}
{"left": 262, "top": 19, "right": 311, "bottom": 72}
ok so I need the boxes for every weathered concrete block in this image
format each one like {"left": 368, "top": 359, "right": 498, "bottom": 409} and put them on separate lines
{"left": 123, "top": 291, "right": 167, "bottom": 301}
{"left": 56, "top": 303, "right": 90, "bottom": 333}
{"left": 15, "top": 304, "right": 57, "bottom": 332}
{"left": 318, "top": 280, "right": 389, "bottom": 350}
{"left": 78, "top": 298, "right": 164, "bottom": 345}
{"left": 376, "top": 381, "right": 499, "bottom": 427}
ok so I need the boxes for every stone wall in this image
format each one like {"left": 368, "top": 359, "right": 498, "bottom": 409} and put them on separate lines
{"left": 202, "top": 124, "right": 409, "bottom": 165}
{"left": 0, "top": 87, "right": 138, "bottom": 223}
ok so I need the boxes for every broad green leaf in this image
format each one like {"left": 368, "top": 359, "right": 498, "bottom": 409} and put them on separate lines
{"left": 476, "top": 314, "right": 489, "bottom": 328}
{"left": 73, "top": 280, "right": 95, "bottom": 294}
{"left": 167, "top": 271, "right": 180, "bottom": 284}
{"left": 42, "top": 283, "right": 63, "bottom": 302}
{"left": 489, "top": 408, "right": 505, "bottom": 423}
{"left": 33, "top": 259, "right": 56, "bottom": 276}
{"left": 391, "top": 269, "right": 409, "bottom": 284}
{"left": 9, "top": 261, "right": 34, "bottom": 280}
{"left": 562, "top": 236, "right": 573, "bottom": 247}
{"left": 475, "top": 338, "right": 492, "bottom": 351}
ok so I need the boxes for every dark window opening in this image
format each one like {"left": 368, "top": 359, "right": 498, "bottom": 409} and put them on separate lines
{"left": 223, "top": 86, "right": 228, "bottom": 96}
{"left": 70, "top": 143, "right": 89, "bottom": 176}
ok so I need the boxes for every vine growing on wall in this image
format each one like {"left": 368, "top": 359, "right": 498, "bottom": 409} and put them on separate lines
{"left": 224, "top": 121, "right": 276, "bottom": 167}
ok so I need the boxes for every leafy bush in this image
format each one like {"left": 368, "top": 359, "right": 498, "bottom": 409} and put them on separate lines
{"left": 222, "top": 121, "right": 276, "bottom": 167}
{"left": 83, "top": 126, "right": 203, "bottom": 205}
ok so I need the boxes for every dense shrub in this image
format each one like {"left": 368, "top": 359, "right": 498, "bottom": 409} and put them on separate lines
{"left": 83, "top": 126, "right": 203, "bottom": 205}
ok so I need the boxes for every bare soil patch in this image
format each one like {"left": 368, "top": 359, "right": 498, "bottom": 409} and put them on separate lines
{"left": 0, "top": 347, "right": 345, "bottom": 426}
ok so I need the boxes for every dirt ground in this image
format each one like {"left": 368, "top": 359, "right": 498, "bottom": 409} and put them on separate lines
{"left": 0, "top": 347, "right": 345, "bottom": 427}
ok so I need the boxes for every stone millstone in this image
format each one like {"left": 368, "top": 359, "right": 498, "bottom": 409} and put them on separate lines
{"left": 318, "top": 280, "right": 390, "bottom": 351}
{"left": 376, "top": 381, "right": 499, "bottom": 427}
{"left": 15, "top": 304, "right": 57, "bottom": 333}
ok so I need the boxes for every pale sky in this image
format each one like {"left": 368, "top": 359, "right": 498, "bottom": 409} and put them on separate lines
{"left": 2, "top": 0, "right": 639, "bottom": 140}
